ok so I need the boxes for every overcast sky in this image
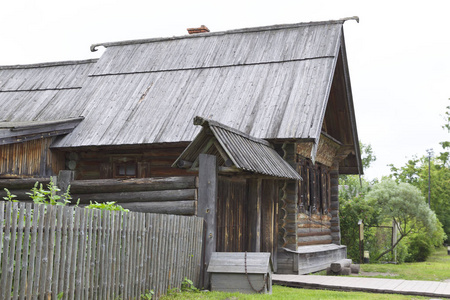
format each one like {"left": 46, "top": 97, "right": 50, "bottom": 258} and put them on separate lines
{"left": 1, "top": 0, "right": 449, "bottom": 180}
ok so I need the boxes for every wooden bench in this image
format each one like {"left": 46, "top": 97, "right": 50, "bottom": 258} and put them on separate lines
{"left": 279, "top": 244, "right": 347, "bottom": 274}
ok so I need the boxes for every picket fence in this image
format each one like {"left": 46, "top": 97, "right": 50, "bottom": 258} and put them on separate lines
{"left": 0, "top": 201, "right": 204, "bottom": 299}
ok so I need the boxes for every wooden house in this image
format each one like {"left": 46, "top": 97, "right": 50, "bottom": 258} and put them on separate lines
{"left": 0, "top": 19, "right": 362, "bottom": 277}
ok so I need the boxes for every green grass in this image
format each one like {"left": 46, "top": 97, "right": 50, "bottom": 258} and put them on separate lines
{"left": 359, "top": 247, "right": 450, "bottom": 281}
{"left": 160, "top": 247, "right": 449, "bottom": 300}
{"left": 160, "top": 285, "right": 429, "bottom": 300}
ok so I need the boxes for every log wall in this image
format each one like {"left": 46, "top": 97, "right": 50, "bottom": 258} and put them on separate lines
{"left": 0, "top": 176, "right": 198, "bottom": 216}
{"left": 65, "top": 145, "right": 191, "bottom": 180}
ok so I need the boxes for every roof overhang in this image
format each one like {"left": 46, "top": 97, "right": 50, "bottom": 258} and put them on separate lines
{"left": 0, "top": 117, "right": 84, "bottom": 145}
{"left": 173, "top": 117, "right": 302, "bottom": 180}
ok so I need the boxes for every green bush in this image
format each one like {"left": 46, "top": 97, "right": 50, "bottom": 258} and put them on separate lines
{"left": 405, "top": 233, "right": 433, "bottom": 262}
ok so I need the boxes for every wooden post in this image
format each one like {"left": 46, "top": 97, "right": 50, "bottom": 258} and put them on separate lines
{"left": 358, "top": 219, "right": 364, "bottom": 263}
{"left": 57, "top": 170, "right": 75, "bottom": 202}
{"left": 197, "top": 154, "right": 218, "bottom": 289}
{"left": 248, "top": 179, "right": 262, "bottom": 252}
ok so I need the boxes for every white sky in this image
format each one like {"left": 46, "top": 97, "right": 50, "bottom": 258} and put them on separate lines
{"left": 1, "top": 0, "right": 449, "bottom": 180}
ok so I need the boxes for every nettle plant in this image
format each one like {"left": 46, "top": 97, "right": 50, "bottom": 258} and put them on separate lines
{"left": 26, "top": 179, "right": 72, "bottom": 206}
{"left": 3, "top": 179, "right": 128, "bottom": 212}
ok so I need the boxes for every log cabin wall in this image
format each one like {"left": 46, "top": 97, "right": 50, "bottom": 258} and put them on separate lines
{"left": 0, "top": 138, "right": 64, "bottom": 178}
{"left": 0, "top": 175, "right": 198, "bottom": 216}
{"left": 297, "top": 158, "right": 332, "bottom": 246}
{"left": 63, "top": 145, "right": 191, "bottom": 180}
{"left": 277, "top": 138, "right": 341, "bottom": 249}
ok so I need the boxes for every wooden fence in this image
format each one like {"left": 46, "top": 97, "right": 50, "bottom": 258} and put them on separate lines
{"left": 0, "top": 201, "right": 204, "bottom": 299}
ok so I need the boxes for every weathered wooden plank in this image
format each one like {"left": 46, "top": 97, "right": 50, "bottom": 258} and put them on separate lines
{"left": 0, "top": 203, "right": 204, "bottom": 298}
{"left": 197, "top": 154, "right": 218, "bottom": 289}
{"left": 0, "top": 203, "right": 4, "bottom": 279}
{"left": 75, "top": 208, "right": 87, "bottom": 300}
{"left": 63, "top": 205, "right": 74, "bottom": 300}
{"left": 19, "top": 203, "right": 32, "bottom": 300}
{"left": 120, "top": 210, "right": 128, "bottom": 298}
{"left": 32, "top": 204, "right": 46, "bottom": 300}
{"left": 104, "top": 211, "right": 113, "bottom": 299}
{"left": 0, "top": 202, "right": 12, "bottom": 296}
{"left": 69, "top": 176, "right": 197, "bottom": 194}
{"left": 44, "top": 205, "right": 57, "bottom": 299}
{"left": 211, "top": 273, "right": 268, "bottom": 294}
{"left": 6, "top": 203, "right": 19, "bottom": 299}
{"left": 68, "top": 208, "right": 81, "bottom": 300}
{"left": 26, "top": 204, "right": 38, "bottom": 299}
{"left": 38, "top": 205, "right": 51, "bottom": 299}
{"left": 51, "top": 205, "right": 63, "bottom": 300}
{"left": 115, "top": 201, "right": 196, "bottom": 215}
{"left": 81, "top": 208, "right": 90, "bottom": 299}
{"left": 91, "top": 209, "right": 100, "bottom": 299}
{"left": 73, "top": 188, "right": 197, "bottom": 204}
{"left": 112, "top": 211, "right": 122, "bottom": 299}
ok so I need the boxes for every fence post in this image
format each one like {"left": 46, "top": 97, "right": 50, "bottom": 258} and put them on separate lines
{"left": 197, "top": 154, "right": 218, "bottom": 289}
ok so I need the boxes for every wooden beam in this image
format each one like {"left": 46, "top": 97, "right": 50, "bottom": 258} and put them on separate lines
{"left": 197, "top": 154, "right": 218, "bottom": 289}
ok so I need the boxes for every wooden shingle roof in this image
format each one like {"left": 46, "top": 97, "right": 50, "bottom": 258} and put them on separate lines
{"left": 53, "top": 20, "right": 350, "bottom": 148}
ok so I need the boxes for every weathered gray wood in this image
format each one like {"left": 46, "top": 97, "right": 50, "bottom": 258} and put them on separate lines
{"left": 0, "top": 178, "right": 50, "bottom": 190}
{"left": 58, "top": 206, "right": 69, "bottom": 296}
{"left": 68, "top": 208, "right": 80, "bottom": 299}
{"left": 0, "top": 204, "right": 204, "bottom": 299}
{"left": 0, "top": 203, "right": 4, "bottom": 278}
{"left": 118, "top": 201, "right": 195, "bottom": 215}
{"left": 211, "top": 273, "right": 271, "bottom": 294}
{"left": 64, "top": 204, "right": 74, "bottom": 299}
{"left": 26, "top": 204, "right": 38, "bottom": 299}
{"left": 39, "top": 204, "right": 51, "bottom": 299}
{"left": 113, "top": 211, "right": 122, "bottom": 299}
{"left": 350, "top": 264, "right": 360, "bottom": 274}
{"left": 330, "top": 258, "right": 352, "bottom": 273}
{"left": 69, "top": 176, "right": 197, "bottom": 194}
{"left": 7, "top": 203, "right": 19, "bottom": 299}
{"left": 19, "top": 203, "right": 32, "bottom": 300}
{"left": 1, "top": 202, "right": 12, "bottom": 295}
{"left": 33, "top": 204, "right": 46, "bottom": 300}
{"left": 75, "top": 208, "right": 87, "bottom": 300}
{"left": 340, "top": 266, "right": 351, "bottom": 275}
{"left": 51, "top": 206, "right": 63, "bottom": 300}
{"left": 57, "top": 170, "right": 75, "bottom": 200}
{"left": 197, "top": 154, "right": 218, "bottom": 289}
{"left": 73, "top": 188, "right": 197, "bottom": 204}
{"left": 248, "top": 179, "right": 262, "bottom": 252}
{"left": 44, "top": 205, "right": 56, "bottom": 299}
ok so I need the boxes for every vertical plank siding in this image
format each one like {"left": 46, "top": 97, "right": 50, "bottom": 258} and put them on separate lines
{"left": 0, "top": 202, "right": 204, "bottom": 299}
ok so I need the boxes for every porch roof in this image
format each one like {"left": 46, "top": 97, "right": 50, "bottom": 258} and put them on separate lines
{"left": 173, "top": 117, "right": 301, "bottom": 180}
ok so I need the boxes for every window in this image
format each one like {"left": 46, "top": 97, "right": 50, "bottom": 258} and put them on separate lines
{"left": 298, "top": 157, "right": 330, "bottom": 215}
{"left": 113, "top": 162, "right": 137, "bottom": 178}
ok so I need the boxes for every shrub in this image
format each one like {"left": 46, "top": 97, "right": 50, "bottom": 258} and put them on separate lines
{"left": 405, "top": 233, "right": 433, "bottom": 262}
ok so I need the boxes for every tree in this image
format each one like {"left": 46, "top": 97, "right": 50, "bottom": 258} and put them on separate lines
{"left": 388, "top": 101, "right": 450, "bottom": 242}
{"left": 339, "top": 142, "right": 377, "bottom": 261}
{"left": 365, "top": 179, "right": 445, "bottom": 260}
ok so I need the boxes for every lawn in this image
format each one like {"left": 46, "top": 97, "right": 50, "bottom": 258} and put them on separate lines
{"left": 358, "top": 247, "right": 450, "bottom": 281}
{"left": 160, "top": 247, "right": 449, "bottom": 300}
{"left": 160, "top": 285, "right": 429, "bottom": 300}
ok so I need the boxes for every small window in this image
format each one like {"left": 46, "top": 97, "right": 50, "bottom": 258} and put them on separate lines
{"left": 114, "top": 163, "right": 137, "bottom": 178}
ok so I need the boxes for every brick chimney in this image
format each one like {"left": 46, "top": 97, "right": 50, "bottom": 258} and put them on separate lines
{"left": 187, "top": 25, "right": 210, "bottom": 34}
